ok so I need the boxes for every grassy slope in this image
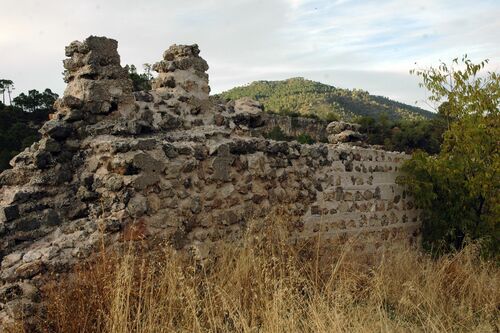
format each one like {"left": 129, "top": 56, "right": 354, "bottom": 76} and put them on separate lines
{"left": 218, "top": 77, "right": 434, "bottom": 121}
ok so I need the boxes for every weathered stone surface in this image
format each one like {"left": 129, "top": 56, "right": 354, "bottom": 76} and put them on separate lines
{"left": 41, "top": 209, "right": 61, "bottom": 227}
{"left": 152, "top": 44, "right": 210, "bottom": 107}
{"left": 328, "top": 130, "right": 366, "bottom": 144}
{"left": 230, "top": 97, "right": 265, "bottom": 128}
{"left": 212, "top": 145, "right": 235, "bottom": 182}
{"left": 127, "top": 194, "right": 148, "bottom": 218}
{"left": 326, "top": 121, "right": 366, "bottom": 144}
{"left": 1, "top": 253, "right": 22, "bottom": 269}
{"left": 0, "top": 205, "right": 19, "bottom": 222}
{"left": 14, "top": 261, "right": 44, "bottom": 280}
{"left": 40, "top": 121, "right": 73, "bottom": 141}
{"left": 104, "top": 174, "right": 124, "bottom": 191}
{"left": 326, "top": 121, "right": 361, "bottom": 135}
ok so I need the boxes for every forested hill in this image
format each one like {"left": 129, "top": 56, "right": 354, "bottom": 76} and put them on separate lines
{"left": 218, "top": 77, "right": 434, "bottom": 121}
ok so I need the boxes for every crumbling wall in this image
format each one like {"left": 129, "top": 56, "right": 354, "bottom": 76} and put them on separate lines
{"left": 0, "top": 36, "right": 421, "bottom": 326}
{"left": 254, "top": 113, "right": 330, "bottom": 142}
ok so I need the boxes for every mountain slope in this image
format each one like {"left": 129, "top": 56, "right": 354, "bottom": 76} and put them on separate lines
{"left": 218, "top": 77, "right": 434, "bottom": 121}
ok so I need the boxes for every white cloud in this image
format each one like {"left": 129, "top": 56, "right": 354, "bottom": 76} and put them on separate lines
{"left": 0, "top": 0, "right": 498, "bottom": 111}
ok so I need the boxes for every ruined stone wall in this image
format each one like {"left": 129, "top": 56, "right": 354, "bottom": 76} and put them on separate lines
{"left": 89, "top": 135, "right": 420, "bottom": 253}
{"left": 254, "top": 113, "right": 329, "bottom": 142}
{"left": 0, "top": 36, "right": 420, "bottom": 326}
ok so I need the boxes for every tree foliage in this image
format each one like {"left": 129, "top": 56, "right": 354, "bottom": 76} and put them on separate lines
{"left": 0, "top": 83, "right": 58, "bottom": 172}
{"left": 355, "top": 113, "right": 446, "bottom": 154}
{"left": 0, "top": 79, "right": 15, "bottom": 104}
{"left": 218, "top": 77, "right": 434, "bottom": 121}
{"left": 296, "top": 133, "right": 315, "bottom": 145}
{"left": 126, "top": 64, "right": 153, "bottom": 92}
{"left": 13, "top": 88, "right": 59, "bottom": 113}
{"left": 398, "top": 56, "right": 499, "bottom": 256}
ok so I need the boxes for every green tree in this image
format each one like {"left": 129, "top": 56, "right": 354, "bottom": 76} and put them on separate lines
{"left": 1, "top": 87, "right": 58, "bottom": 172}
{"left": 355, "top": 113, "right": 445, "bottom": 154}
{"left": 0, "top": 80, "right": 6, "bottom": 104}
{"left": 13, "top": 88, "right": 58, "bottom": 112}
{"left": 0, "top": 79, "right": 14, "bottom": 104}
{"left": 399, "top": 56, "right": 500, "bottom": 255}
{"left": 390, "top": 118, "right": 445, "bottom": 154}
{"left": 296, "top": 133, "right": 315, "bottom": 144}
{"left": 126, "top": 64, "right": 153, "bottom": 92}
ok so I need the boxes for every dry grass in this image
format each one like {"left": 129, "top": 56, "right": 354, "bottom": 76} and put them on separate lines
{"left": 14, "top": 210, "right": 500, "bottom": 332}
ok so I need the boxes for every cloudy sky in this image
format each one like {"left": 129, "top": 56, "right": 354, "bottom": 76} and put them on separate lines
{"left": 1, "top": 0, "right": 499, "bottom": 111}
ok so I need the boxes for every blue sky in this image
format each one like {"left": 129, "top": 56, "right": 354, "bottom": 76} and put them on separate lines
{"left": 1, "top": 0, "right": 499, "bottom": 111}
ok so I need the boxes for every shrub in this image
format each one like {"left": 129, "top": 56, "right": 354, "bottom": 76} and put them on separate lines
{"left": 296, "top": 133, "right": 315, "bottom": 144}
{"left": 399, "top": 56, "right": 500, "bottom": 256}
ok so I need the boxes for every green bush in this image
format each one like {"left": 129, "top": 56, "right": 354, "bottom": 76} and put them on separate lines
{"left": 296, "top": 133, "right": 315, "bottom": 144}
{"left": 398, "top": 57, "right": 500, "bottom": 257}
{"left": 0, "top": 83, "right": 57, "bottom": 172}
{"left": 355, "top": 114, "right": 445, "bottom": 154}
{"left": 323, "top": 111, "right": 340, "bottom": 122}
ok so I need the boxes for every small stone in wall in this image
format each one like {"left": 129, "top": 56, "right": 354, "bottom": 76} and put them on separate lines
{"left": 1, "top": 253, "right": 23, "bottom": 269}
{"left": 311, "top": 205, "right": 321, "bottom": 215}
{"left": 0, "top": 205, "right": 19, "bottom": 222}
{"left": 363, "top": 190, "right": 374, "bottom": 200}
{"left": 14, "top": 261, "right": 44, "bottom": 280}
{"left": 105, "top": 174, "right": 124, "bottom": 191}
{"left": 212, "top": 145, "right": 235, "bottom": 182}
{"left": 41, "top": 209, "right": 61, "bottom": 227}
{"left": 190, "top": 197, "right": 202, "bottom": 214}
{"left": 127, "top": 194, "right": 148, "bottom": 218}
{"left": 40, "top": 120, "right": 73, "bottom": 141}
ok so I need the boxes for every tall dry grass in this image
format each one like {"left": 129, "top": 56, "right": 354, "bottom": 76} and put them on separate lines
{"left": 14, "top": 210, "right": 500, "bottom": 332}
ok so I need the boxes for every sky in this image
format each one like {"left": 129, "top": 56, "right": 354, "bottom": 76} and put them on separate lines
{"left": 1, "top": 0, "right": 499, "bottom": 111}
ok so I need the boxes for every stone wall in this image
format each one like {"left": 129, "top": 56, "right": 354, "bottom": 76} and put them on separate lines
{"left": 254, "top": 113, "right": 329, "bottom": 142}
{"left": 0, "top": 36, "right": 421, "bottom": 326}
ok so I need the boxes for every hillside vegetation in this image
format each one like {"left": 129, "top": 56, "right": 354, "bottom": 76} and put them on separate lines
{"left": 218, "top": 77, "right": 434, "bottom": 121}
